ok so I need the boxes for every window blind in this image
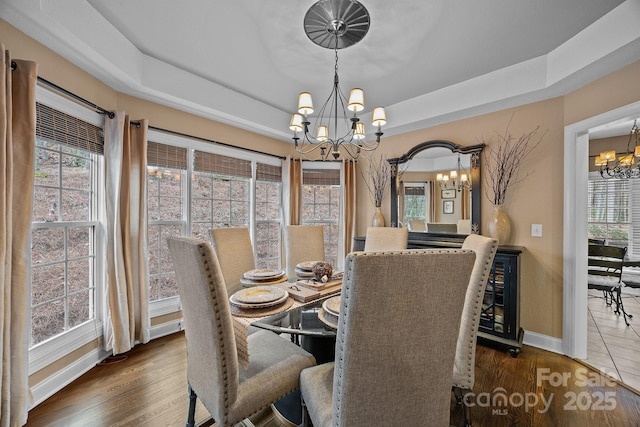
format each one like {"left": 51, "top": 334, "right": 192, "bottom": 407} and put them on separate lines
{"left": 303, "top": 168, "right": 340, "bottom": 185}
{"left": 147, "top": 141, "right": 188, "bottom": 170}
{"left": 257, "top": 163, "right": 282, "bottom": 182}
{"left": 194, "top": 151, "right": 251, "bottom": 178}
{"left": 404, "top": 186, "right": 425, "bottom": 196}
{"left": 36, "top": 102, "right": 104, "bottom": 154}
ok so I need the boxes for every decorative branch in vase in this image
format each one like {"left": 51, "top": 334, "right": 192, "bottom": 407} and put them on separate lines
{"left": 363, "top": 154, "right": 391, "bottom": 226}
{"left": 480, "top": 117, "right": 546, "bottom": 242}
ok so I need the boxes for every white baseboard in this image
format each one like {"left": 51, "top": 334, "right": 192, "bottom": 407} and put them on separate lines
{"left": 30, "top": 346, "right": 110, "bottom": 409}
{"left": 149, "top": 319, "right": 183, "bottom": 340}
{"left": 523, "top": 330, "right": 564, "bottom": 355}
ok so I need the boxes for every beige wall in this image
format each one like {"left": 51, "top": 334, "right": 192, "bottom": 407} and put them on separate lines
{"left": 359, "top": 60, "right": 640, "bottom": 339}
{"left": 4, "top": 17, "right": 640, "bottom": 380}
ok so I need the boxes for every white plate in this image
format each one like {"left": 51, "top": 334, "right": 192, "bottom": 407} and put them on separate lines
{"left": 229, "top": 290, "right": 289, "bottom": 309}
{"left": 232, "top": 285, "right": 287, "bottom": 304}
{"left": 318, "top": 307, "right": 338, "bottom": 329}
{"left": 322, "top": 295, "right": 341, "bottom": 316}
{"left": 296, "top": 261, "right": 324, "bottom": 271}
{"left": 295, "top": 268, "right": 315, "bottom": 278}
{"left": 243, "top": 268, "right": 286, "bottom": 280}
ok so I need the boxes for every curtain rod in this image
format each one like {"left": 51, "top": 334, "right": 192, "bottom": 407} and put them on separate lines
{"left": 12, "top": 60, "right": 285, "bottom": 160}
{"left": 136, "top": 123, "right": 286, "bottom": 160}
{"left": 11, "top": 60, "right": 115, "bottom": 119}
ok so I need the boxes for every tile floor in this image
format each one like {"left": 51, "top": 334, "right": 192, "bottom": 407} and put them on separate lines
{"left": 583, "top": 288, "right": 640, "bottom": 392}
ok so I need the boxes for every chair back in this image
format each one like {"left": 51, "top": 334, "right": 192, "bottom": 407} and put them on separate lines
{"left": 588, "top": 244, "right": 627, "bottom": 287}
{"left": 285, "top": 225, "right": 325, "bottom": 279}
{"left": 363, "top": 226, "right": 408, "bottom": 251}
{"left": 210, "top": 227, "right": 255, "bottom": 295}
{"left": 333, "top": 249, "right": 475, "bottom": 426}
{"left": 408, "top": 219, "right": 426, "bottom": 231}
{"left": 453, "top": 234, "right": 499, "bottom": 390}
{"left": 167, "top": 237, "right": 239, "bottom": 420}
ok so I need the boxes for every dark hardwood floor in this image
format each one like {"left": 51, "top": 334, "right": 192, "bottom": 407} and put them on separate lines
{"left": 25, "top": 332, "right": 640, "bottom": 427}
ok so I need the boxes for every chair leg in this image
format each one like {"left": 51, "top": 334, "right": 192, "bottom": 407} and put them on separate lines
{"left": 452, "top": 387, "right": 472, "bottom": 427}
{"left": 186, "top": 385, "right": 197, "bottom": 427}
{"left": 301, "top": 395, "right": 312, "bottom": 427}
{"left": 613, "top": 288, "right": 633, "bottom": 326}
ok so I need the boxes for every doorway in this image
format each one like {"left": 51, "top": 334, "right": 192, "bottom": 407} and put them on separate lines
{"left": 563, "top": 100, "right": 640, "bottom": 361}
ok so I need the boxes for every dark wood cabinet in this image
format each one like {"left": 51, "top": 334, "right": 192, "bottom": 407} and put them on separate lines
{"left": 477, "top": 246, "right": 524, "bottom": 357}
{"left": 353, "top": 233, "right": 524, "bottom": 356}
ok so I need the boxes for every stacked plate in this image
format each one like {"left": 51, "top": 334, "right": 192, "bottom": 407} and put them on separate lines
{"left": 295, "top": 261, "right": 323, "bottom": 279}
{"left": 241, "top": 268, "right": 287, "bottom": 287}
{"left": 229, "top": 286, "right": 289, "bottom": 310}
{"left": 318, "top": 295, "right": 341, "bottom": 329}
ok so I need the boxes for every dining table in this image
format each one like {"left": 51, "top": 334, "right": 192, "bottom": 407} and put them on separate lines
{"left": 230, "top": 272, "right": 341, "bottom": 427}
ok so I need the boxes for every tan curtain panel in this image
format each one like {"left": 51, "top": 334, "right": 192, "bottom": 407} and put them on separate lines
{"left": 461, "top": 187, "right": 470, "bottom": 220}
{"left": 341, "top": 160, "right": 356, "bottom": 256}
{"left": 288, "top": 158, "right": 302, "bottom": 225}
{"left": 1, "top": 49, "right": 37, "bottom": 427}
{"left": 104, "top": 113, "right": 150, "bottom": 355}
{"left": 429, "top": 181, "right": 436, "bottom": 221}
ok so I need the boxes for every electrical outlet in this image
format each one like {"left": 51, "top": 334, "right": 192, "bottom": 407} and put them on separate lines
{"left": 531, "top": 224, "right": 543, "bottom": 237}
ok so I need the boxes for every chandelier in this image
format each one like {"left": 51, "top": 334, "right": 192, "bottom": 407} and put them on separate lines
{"left": 596, "top": 120, "right": 640, "bottom": 179}
{"left": 288, "top": 0, "right": 386, "bottom": 160}
{"left": 436, "top": 154, "right": 472, "bottom": 192}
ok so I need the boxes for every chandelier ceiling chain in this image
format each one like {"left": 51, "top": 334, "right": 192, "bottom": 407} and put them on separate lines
{"left": 288, "top": 0, "right": 386, "bottom": 160}
{"left": 596, "top": 120, "right": 640, "bottom": 179}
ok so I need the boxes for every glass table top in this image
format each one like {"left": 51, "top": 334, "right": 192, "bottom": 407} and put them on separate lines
{"left": 250, "top": 295, "right": 338, "bottom": 337}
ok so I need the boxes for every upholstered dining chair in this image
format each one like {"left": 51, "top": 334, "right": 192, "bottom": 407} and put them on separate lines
{"left": 363, "top": 226, "right": 408, "bottom": 251}
{"left": 408, "top": 219, "right": 426, "bottom": 231}
{"left": 167, "top": 237, "right": 316, "bottom": 427}
{"left": 210, "top": 227, "right": 255, "bottom": 295}
{"left": 285, "top": 225, "right": 325, "bottom": 279}
{"left": 300, "top": 249, "right": 476, "bottom": 427}
{"left": 452, "top": 234, "right": 499, "bottom": 427}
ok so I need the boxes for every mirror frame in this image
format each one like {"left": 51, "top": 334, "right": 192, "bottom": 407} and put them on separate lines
{"left": 388, "top": 140, "right": 484, "bottom": 234}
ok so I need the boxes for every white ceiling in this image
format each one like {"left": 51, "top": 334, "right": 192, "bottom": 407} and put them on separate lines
{"left": 2, "top": 0, "right": 640, "bottom": 142}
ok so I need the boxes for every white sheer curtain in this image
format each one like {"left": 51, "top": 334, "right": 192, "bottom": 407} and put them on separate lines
{"left": 1, "top": 47, "right": 37, "bottom": 427}
{"left": 104, "top": 113, "right": 150, "bottom": 355}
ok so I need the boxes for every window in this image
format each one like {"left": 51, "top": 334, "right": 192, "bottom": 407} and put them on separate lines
{"left": 147, "top": 141, "right": 187, "bottom": 302}
{"left": 31, "top": 102, "right": 102, "bottom": 346}
{"left": 403, "top": 183, "right": 427, "bottom": 223}
{"left": 255, "top": 163, "right": 282, "bottom": 269}
{"left": 302, "top": 167, "right": 341, "bottom": 267}
{"left": 588, "top": 175, "right": 630, "bottom": 249}
{"left": 191, "top": 151, "right": 251, "bottom": 239}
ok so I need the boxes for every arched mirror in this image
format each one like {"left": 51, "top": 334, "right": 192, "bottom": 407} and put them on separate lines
{"left": 388, "top": 140, "right": 484, "bottom": 235}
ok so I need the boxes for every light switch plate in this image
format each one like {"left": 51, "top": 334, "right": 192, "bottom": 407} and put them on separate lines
{"left": 531, "top": 224, "right": 543, "bottom": 237}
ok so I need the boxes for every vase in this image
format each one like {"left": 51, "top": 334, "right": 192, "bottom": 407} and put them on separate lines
{"left": 372, "top": 206, "right": 385, "bottom": 227}
{"left": 487, "top": 204, "right": 511, "bottom": 244}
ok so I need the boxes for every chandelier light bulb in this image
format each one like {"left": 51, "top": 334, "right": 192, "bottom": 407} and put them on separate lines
{"left": 372, "top": 107, "right": 387, "bottom": 127}
{"left": 461, "top": 174, "right": 468, "bottom": 182}
{"left": 450, "top": 170, "right": 457, "bottom": 179}
{"left": 289, "top": 113, "right": 303, "bottom": 132}
{"left": 317, "top": 125, "right": 329, "bottom": 142}
{"left": 354, "top": 122, "right": 366, "bottom": 140}
{"left": 298, "top": 92, "right": 314, "bottom": 116}
{"left": 347, "top": 88, "right": 365, "bottom": 112}
{"left": 436, "top": 173, "right": 443, "bottom": 181}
